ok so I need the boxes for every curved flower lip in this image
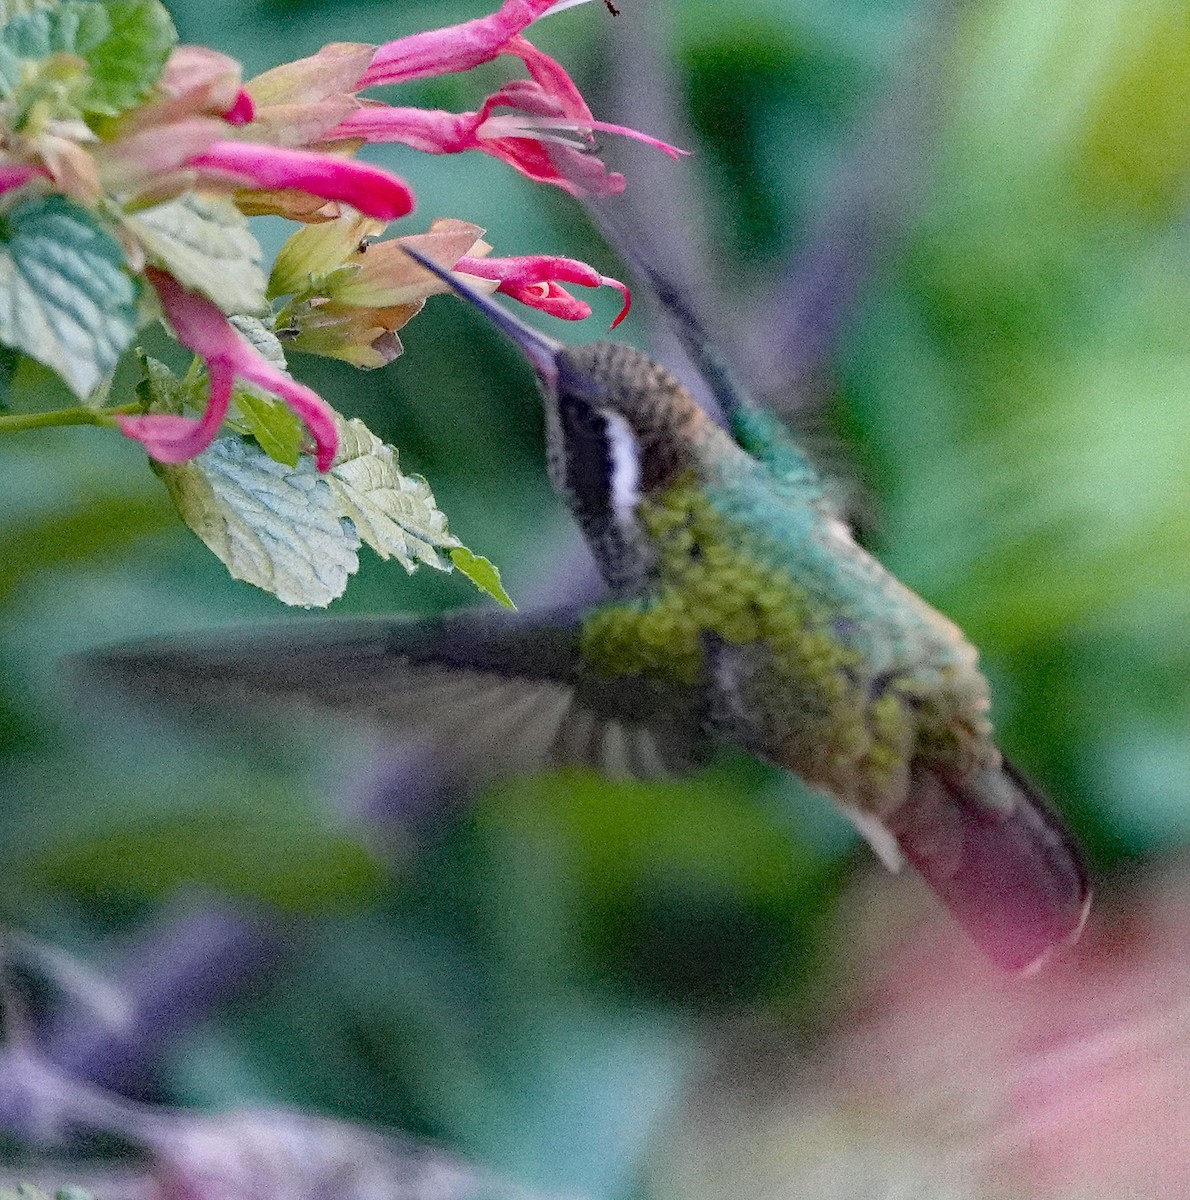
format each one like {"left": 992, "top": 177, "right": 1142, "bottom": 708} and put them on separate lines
{"left": 358, "top": 0, "right": 561, "bottom": 89}
{"left": 0, "top": 163, "right": 49, "bottom": 194}
{"left": 186, "top": 141, "right": 415, "bottom": 220}
{"left": 456, "top": 253, "right": 631, "bottom": 326}
{"left": 122, "top": 269, "right": 340, "bottom": 471}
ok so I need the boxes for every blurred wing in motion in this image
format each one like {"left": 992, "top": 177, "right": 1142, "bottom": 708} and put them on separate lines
{"left": 886, "top": 759, "right": 1091, "bottom": 974}
{"left": 82, "top": 610, "right": 712, "bottom": 783}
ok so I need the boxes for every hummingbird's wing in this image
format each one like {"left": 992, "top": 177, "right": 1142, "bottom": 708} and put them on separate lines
{"left": 83, "top": 610, "right": 711, "bottom": 782}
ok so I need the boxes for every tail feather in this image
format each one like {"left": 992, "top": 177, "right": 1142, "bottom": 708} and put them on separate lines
{"left": 886, "top": 760, "right": 1091, "bottom": 974}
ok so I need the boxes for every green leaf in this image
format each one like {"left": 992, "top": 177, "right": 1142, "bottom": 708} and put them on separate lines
{"left": 137, "top": 351, "right": 194, "bottom": 414}
{"left": 450, "top": 545, "right": 516, "bottom": 609}
{"left": 233, "top": 387, "right": 304, "bottom": 467}
{"left": 82, "top": 0, "right": 175, "bottom": 115}
{"left": 223, "top": 319, "right": 304, "bottom": 466}
{"left": 123, "top": 193, "right": 268, "bottom": 316}
{"left": 0, "top": 195, "right": 137, "bottom": 398}
{"left": 157, "top": 434, "right": 361, "bottom": 607}
{"left": 229, "top": 313, "right": 287, "bottom": 367}
{"left": 0, "top": 0, "right": 175, "bottom": 115}
{"left": 327, "top": 417, "right": 459, "bottom": 572}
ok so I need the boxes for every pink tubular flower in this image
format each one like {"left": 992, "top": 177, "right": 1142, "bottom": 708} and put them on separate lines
{"left": 358, "top": 0, "right": 562, "bottom": 88}
{"left": 120, "top": 269, "right": 339, "bottom": 471}
{"left": 330, "top": 79, "right": 687, "bottom": 198}
{"left": 334, "top": 2, "right": 686, "bottom": 197}
{"left": 456, "top": 253, "right": 631, "bottom": 326}
{"left": 186, "top": 142, "right": 415, "bottom": 220}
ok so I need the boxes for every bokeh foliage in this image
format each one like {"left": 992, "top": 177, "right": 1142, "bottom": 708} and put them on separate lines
{"left": 0, "top": 0, "right": 1187, "bottom": 1194}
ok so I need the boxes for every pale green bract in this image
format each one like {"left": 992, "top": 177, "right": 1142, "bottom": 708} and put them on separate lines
{"left": 123, "top": 194, "right": 269, "bottom": 318}
{"left": 157, "top": 436, "right": 362, "bottom": 609}
{"left": 0, "top": 196, "right": 138, "bottom": 398}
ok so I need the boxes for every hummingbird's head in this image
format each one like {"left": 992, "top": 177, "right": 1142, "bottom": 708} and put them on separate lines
{"left": 401, "top": 246, "right": 715, "bottom": 500}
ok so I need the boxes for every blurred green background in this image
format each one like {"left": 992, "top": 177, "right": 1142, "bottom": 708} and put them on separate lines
{"left": 1, "top": 0, "right": 1189, "bottom": 1195}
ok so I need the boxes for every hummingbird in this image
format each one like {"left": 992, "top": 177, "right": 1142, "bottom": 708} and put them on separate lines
{"left": 89, "top": 248, "right": 1090, "bottom": 975}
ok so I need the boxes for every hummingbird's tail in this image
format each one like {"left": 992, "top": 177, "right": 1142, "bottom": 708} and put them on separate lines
{"left": 886, "top": 760, "right": 1091, "bottom": 975}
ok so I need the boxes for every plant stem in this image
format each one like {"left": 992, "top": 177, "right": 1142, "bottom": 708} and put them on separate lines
{"left": 0, "top": 403, "right": 138, "bottom": 433}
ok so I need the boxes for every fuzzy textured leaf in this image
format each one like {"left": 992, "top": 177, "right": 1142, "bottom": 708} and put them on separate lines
{"left": 450, "top": 546, "right": 516, "bottom": 609}
{"left": 230, "top": 314, "right": 287, "bottom": 367}
{"left": 123, "top": 193, "right": 267, "bottom": 316}
{"left": 328, "top": 417, "right": 458, "bottom": 572}
{"left": 0, "top": 196, "right": 137, "bottom": 398}
{"left": 158, "top": 435, "right": 360, "bottom": 607}
{"left": 0, "top": 0, "right": 175, "bottom": 114}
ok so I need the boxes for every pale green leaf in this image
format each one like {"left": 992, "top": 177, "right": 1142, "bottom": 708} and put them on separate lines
{"left": 0, "top": 0, "right": 53, "bottom": 28}
{"left": 157, "top": 435, "right": 360, "bottom": 607}
{"left": 0, "top": 195, "right": 138, "bottom": 398}
{"left": 327, "top": 417, "right": 459, "bottom": 572}
{"left": 233, "top": 388, "right": 304, "bottom": 467}
{"left": 123, "top": 194, "right": 268, "bottom": 316}
{"left": 450, "top": 546, "right": 516, "bottom": 609}
{"left": 0, "top": 0, "right": 175, "bottom": 115}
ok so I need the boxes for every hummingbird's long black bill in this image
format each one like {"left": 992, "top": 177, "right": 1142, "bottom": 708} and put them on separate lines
{"left": 403, "top": 246, "right": 564, "bottom": 385}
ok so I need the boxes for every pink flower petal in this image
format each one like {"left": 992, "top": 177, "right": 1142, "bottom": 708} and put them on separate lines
{"left": 141, "top": 269, "right": 339, "bottom": 471}
{"left": 223, "top": 89, "right": 256, "bottom": 125}
{"left": 0, "top": 163, "right": 48, "bottom": 194}
{"left": 326, "top": 72, "right": 682, "bottom": 198}
{"left": 456, "top": 254, "right": 631, "bottom": 326}
{"left": 186, "top": 141, "right": 415, "bottom": 220}
{"left": 502, "top": 34, "right": 592, "bottom": 121}
{"left": 475, "top": 113, "right": 690, "bottom": 160}
{"left": 358, "top": 0, "right": 560, "bottom": 89}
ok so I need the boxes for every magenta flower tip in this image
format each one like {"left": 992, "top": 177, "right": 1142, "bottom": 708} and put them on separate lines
{"left": 604, "top": 277, "right": 630, "bottom": 328}
{"left": 117, "top": 408, "right": 227, "bottom": 463}
{"left": 224, "top": 89, "right": 256, "bottom": 126}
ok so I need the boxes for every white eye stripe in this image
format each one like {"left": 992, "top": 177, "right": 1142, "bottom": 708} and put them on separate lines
{"left": 601, "top": 410, "right": 642, "bottom": 523}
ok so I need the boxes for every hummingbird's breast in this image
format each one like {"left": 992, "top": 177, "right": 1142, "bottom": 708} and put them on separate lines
{"left": 580, "top": 454, "right": 996, "bottom": 815}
